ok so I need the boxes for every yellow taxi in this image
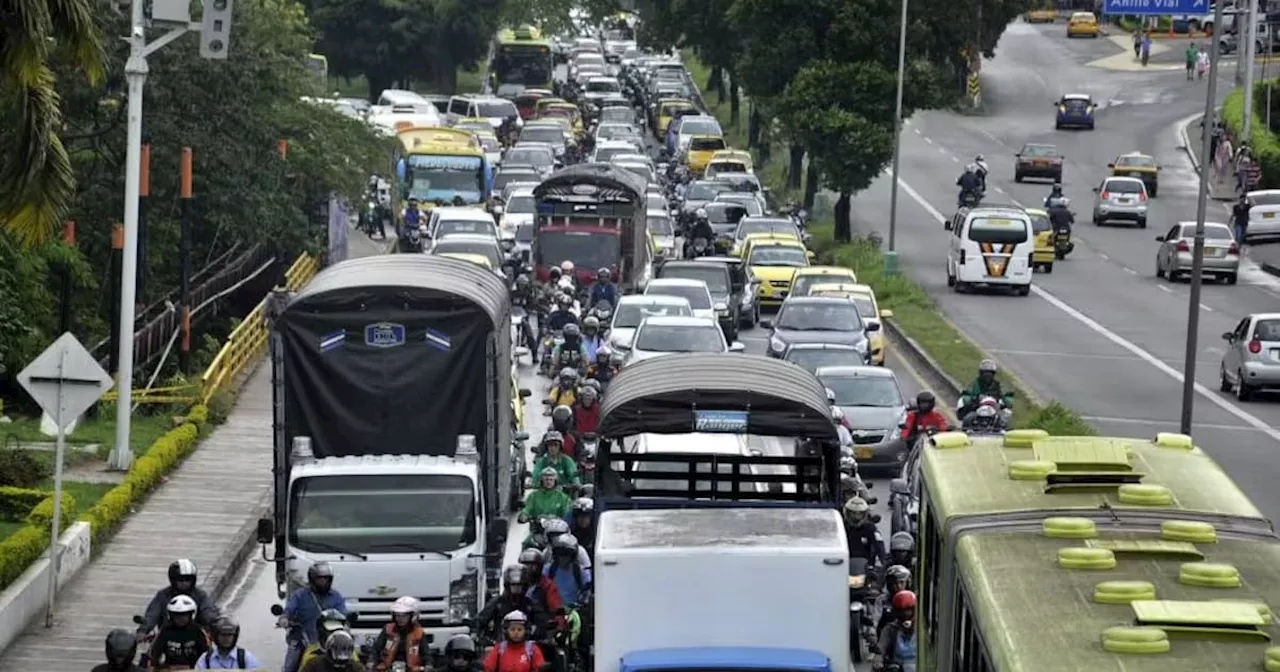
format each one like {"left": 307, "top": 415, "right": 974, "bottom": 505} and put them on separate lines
{"left": 1024, "top": 7, "right": 1057, "bottom": 22}
{"left": 454, "top": 117, "right": 492, "bottom": 135}
{"left": 540, "top": 103, "right": 584, "bottom": 133}
{"left": 733, "top": 231, "right": 803, "bottom": 258}
{"left": 683, "top": 135, "right": 729, "bottom": 174}
{"left": 1023, "top": 208, "right": 1057, "bottom": 273}
{"left": 741, "top": 236, "right": 815, "bottom": 306}
{"left": 790, "top": 266, "right": 860, "bottom": 297}
{"left": 808, "top": 283, "right": 893, "bottom": 366}
{"left": 705, "top": 149, "right": 754, "bottom": 178}
{"left": 1107, "top": 151, "right": 1160, "bottom": 196}
{"left": 653, "top": 98, "right": 698, "bottom": 138}
{"left": 437, "top": 253, "right": 494, "bottom": 270}
{"left": 535, "top": 97, "right": 570, "bottom": 116}
{"left": 1066, "top": 12, "right": 1099, "bottom": 37}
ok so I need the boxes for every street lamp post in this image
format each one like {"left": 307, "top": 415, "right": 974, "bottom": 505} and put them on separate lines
{"left": 886, "top": 0, "right": 909, "bottom": 258}
{"left": 1179, "top": 0, "right": 1227, "bottom": 436}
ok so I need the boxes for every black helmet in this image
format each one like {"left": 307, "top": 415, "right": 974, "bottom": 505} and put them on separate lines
{"left": 564, "top": 322, "right": 581, "bottom": 338}
{"left": 105, "top": 629, "right": 137, "bottom": 667}
{"left": 211, "top": 617, "right": 241, "bottom": 648}
{"left": 168, "top": 558, "right": 197, "bottom": 588}
{"left": 549, "top": 267, "right": 563, "bottom": 280}
{"left": 503, "top": 564, "right": 525, "bottom": 587}
{"left": 916, "top": 391, "right": 935, "bottom": 413}
{"left": 445, "top": 634, "right": 477, "bottom": 658}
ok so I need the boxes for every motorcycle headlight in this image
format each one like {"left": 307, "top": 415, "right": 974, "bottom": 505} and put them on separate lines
{"left": 448, "top": 570, "right": 479, "bottom": 623}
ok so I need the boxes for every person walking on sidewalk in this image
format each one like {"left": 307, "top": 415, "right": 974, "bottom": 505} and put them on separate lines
{"left": 1134, "top": 29, "right": 1143, "bottom": 58}
{"left": 1233, "top": 194, "right": 1253, "bottom": 245}
{"left": 1197, "top": 44, "right": 1210, "bottom": 79}
{"left": 1186, "top": 42, "right": 1199, "bottom": 80}
{"left": 1141, "top": 33, "right": 1152, "bottom": 66}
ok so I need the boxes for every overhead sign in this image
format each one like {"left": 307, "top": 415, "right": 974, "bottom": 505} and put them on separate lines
{"left": 1102, "top": 0, "right": 1205, "bottom": 15}
{"left": 17, "top": 332, "right": 114, "bottom": 431}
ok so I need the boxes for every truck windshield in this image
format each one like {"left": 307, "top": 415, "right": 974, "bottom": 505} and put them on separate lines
{"left": 289, "top": 474, "right": 477, "bottom": 554}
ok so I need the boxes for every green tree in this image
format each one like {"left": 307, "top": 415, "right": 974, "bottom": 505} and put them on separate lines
{"left": 0, "top": 0, "right": 104, "bottom": 245}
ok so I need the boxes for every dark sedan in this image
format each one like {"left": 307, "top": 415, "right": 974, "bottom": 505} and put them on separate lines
{"left": 1013, "top": 143, "right": 1063, "bottom": 183}
{"left": 762, "top": 296, "right": 872, "bottom": 361}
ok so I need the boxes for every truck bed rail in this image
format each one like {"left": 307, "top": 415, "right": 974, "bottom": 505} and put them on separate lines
{"left": 597, "top": 451, "right": 836, "bottom": 506}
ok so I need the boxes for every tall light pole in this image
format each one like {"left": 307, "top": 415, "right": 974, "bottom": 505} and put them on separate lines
{"left": 1242, "top": 0, "right": 1259, "bottom": 136}
{"left": 886, "top": 0, "right": 909, "bottom": 257}
{"left": 108, "top": 0, "right": 233, "bottom": 470}
{"left": 1179, "top": 0, "right": 1227, "bottom": 436}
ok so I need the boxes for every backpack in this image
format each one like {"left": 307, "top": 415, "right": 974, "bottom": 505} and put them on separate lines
{"left": 202, "top": 648, "right": 247, "bottom": 669}
{"left": 497, "top": 640, "right": 535, "bottom": 658}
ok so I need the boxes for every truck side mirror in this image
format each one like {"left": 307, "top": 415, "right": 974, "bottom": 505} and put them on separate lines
{"left": 256, "top": 517, "right": 275, "bottom": 544}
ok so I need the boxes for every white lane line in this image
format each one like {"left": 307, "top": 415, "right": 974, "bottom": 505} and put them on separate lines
{"left": 987, "top": 348, "right": 1216, "bottom": 364}
{"left": 1098, "top": 253, "right": 1110, "bottom": 261}
{"left": 1124, "top": 267, "right": 1138, "bottom": 275}
{"left": 1082, "top": 415, "right": 1269, "bottom": 432}
{"left": 1201, "top": 303, "right": 1214, "bottom": 312}
{"left": 993, "top": 186, "right": 1006, "bottom": 194}
{"left": 923, "top": 137, "right": 934, "bottom": 145}
{"left": 951, "top": 155, "right": 959, "bottom": 162}
{"left": 913, "top": 127, "right": 922, "bottom": 135}
{"left": 887, "top": 168, "right": 1280, "bottom": 444}
{"left": 1158, "top": 285, "right": 1173, "bottom": 293}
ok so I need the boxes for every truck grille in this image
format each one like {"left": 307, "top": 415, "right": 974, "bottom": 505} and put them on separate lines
{"left": 349, "top": 597, "right": 449, "bottom": 630}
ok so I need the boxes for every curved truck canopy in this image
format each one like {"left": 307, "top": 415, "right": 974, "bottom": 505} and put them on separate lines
{"left": 277, "top": 255, "right": 512, "bottom": 459}
{"left": 597, "top": 353, "right": 837, "bottom": 441}
{"left": 533, "top": 162, "right": 647, "bottom": 204}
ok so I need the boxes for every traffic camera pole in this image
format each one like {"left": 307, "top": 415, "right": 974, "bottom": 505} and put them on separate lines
{"left": 1180, "top": 0, "right": 1227, "bottom": 436}
{"left": 886, "top": 0, "right": 909, "bottom": 260}
{"left": 1243, "top": 0, "right": 1259, "bottom": 136}
{"left": 179, "top": 148, "right": 193, "bottom": 374}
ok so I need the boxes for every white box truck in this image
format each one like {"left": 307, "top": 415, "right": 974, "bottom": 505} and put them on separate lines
{"left": 593, "top": 507, "right": 850, "bottom": 672}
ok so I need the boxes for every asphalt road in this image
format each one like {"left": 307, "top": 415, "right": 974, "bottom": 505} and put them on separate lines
{"left": 846, "top": 19, "right": 1280, "bottom": 520}
{"left": 223, "top": 318, "right": 925, "bottom": 670}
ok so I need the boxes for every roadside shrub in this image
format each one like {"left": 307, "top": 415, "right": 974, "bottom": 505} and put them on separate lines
{"left": 25, "top": 492, "right": 77, "bottom": 529}
{"left": 0, "top": 449, "right": 53, "bottom": 488}
{"left": 0, "top": 526, "right": 48, "bottom": 589}
{"left": 0, "top": 487, "right": 51, "bottom": 521}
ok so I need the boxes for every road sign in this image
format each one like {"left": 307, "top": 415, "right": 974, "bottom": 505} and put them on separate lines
{"left": 17, "top": 332, "right": 114, "bottom": 431}
{"left": 1102, "top": 0, "right": 1205, "bottom": 15}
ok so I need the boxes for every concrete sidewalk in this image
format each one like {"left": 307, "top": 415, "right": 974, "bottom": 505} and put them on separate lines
{"left": 0, "top": 231, "right": 391, "bottom": 672}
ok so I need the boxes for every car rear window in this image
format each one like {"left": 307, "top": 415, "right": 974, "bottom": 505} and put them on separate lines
{"left": 1064, "top": 98, "right": 1091, "bottom": 108}
{"left": 691, "top": 137, "right": 727, "bottom": 151}
{"left": 1251, "top": 192, "right": 1280, "bottom": 206}
{"left": 1255, "top": 319, "right": 1280, "bottom": 341}
{"left": 1179, "top": 225, "right": 1233, "bottom": 240}
{"left": 1105, "top": 180, "right": 1144, "bottom": 193}
{"left": 1028, "top": 212, "right": 1051, "bottom": 233}
{"left": 1118, "top": 155, "right": 1154, "bottom": 167}
{"left": 1021, "top": 145, "right": 1057, "bottom": 157}
{"left": 967, "top": 216, "right": 1029, "bottom": 244}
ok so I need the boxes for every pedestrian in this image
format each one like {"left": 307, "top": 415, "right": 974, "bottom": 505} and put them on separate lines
{"left": 1196, "top": 45, "right": 1210, "bottom": 79}
{"left": 1186, "top": 42, "right": 1199, "bottom": 80}
{"left": 1141, "top": 33, "right": 1152, "bottom": 66}
{"left": 1233, "top": 194, "right": 1252, "bottom": 246}
{"left": 1133, "top": 29, "right": 1143, "bottom": 58}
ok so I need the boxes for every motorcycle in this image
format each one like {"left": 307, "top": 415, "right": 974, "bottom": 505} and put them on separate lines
{"left": 690, "top": 236, "right": 709, "bottom": 257}
{"left": 578, "top": 433, "right": 599, "bottom": 483}
{"left": 1054, "top": 227, "right": 1075, "bottom": 259}
{"left": 960, "top": 395, "right": 1010, "bottom": 435}
{"left": 539, "top": 330, "right": 564, "bottom": 377}
{"left": 959, "top": 189, "right": 982, "bottom": 208}
{"left": 847, "top": 557, "right": 877, "bottom": 664}
{"left": 268, "top": 604, "right": 306, "bottom": 672}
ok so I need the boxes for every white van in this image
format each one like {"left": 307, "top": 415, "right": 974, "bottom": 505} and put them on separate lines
{"left": 944, "top": 206, "right": 1034, "bottom": 295}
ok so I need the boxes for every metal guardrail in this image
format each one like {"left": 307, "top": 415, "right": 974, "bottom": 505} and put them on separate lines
{"left": 199, "top": 252, "right": 320, "bottom": 403}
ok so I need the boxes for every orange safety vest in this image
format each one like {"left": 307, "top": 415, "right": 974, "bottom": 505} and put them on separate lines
{"left": 379, "top": 623, "right": 424, "bottom": 671}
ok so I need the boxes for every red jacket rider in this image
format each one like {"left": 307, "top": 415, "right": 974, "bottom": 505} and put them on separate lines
{"left": 900, "top": 391, "right": 948, "bottom": 441}
{"left": 482, "top": 612, "right": 545, "bottom": 672}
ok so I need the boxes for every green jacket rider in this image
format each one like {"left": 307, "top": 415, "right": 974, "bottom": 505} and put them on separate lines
{"left": 960, "top": 359, "right": 1013, "bottom": 413}
{"left": 521, "top": 466, "right": 573, "bottom": 521}
{"left": 532, "top": 432, "right": 580, "bottom": 486}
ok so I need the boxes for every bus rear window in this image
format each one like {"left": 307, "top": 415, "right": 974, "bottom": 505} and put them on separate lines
{"left": 967, "top": 217, "right": 1029, "bottom": 244}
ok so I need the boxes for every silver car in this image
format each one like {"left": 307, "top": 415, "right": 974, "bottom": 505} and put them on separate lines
{"left": 609, "top": 295, "right": 693, "bottom": 349}
{"left": 625, "top": 315, "right": 742, "bottom": 364}
{"left": 1155, "top": 221, "right": 1239, "bottom": 284}
{"left": 1220, "top": 312, "right": 1280, "bottom": 400}
{"left": 1091, "top": 176, "right": 1149, "bottom": 227}
{"left": 815, "top": 365, "right": 908, "bottom": 472}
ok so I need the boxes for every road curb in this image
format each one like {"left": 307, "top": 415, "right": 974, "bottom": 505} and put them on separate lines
{"left": 1262, "top": 262, "right": 1280, "bottom": 278}
{"left": 1179, "top": 113, "right": 1202, "bottom": 174}
{"left": 208, "top": 491, "right": 273, "bottom": 604}
{"left": 883, "top": 320, "right": 963, "bottom": 405}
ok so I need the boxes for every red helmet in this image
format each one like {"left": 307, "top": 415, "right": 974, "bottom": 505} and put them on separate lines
{"left": 892, "top": 590, "right": 917, "bottom": 610}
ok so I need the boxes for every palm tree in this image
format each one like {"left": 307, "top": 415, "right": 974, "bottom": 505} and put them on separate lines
{"left": 0, "top": 0, "right": 104, "bottom": 245}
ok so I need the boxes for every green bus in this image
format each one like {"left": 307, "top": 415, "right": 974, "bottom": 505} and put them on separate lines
{"left": 306, "top": 53, "right": 328, "bottom": 91}
{"left": 912, "top": 429, "right": 1280, "bottom": 671}
{"left": 492, "top": 26, "right": 552, "bottom": 89}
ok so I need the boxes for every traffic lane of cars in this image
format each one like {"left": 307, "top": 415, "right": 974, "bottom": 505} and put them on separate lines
{"left": 849, "top": 143, "right": 1280, "bottom": 520}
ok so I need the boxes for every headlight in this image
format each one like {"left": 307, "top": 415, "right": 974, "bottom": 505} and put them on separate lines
{"left": 769, "top": 336, "right": 785, "bottom": 352}
{"left": 448, "top": 571, "right": 478, "bottom": 623}
{"left": 714, "top": 302, "right": 728, "bottom": 312}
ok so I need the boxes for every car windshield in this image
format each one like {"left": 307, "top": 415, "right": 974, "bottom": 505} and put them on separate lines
{"left": 1179, "top": 225, "right": 1233, "bottom": 240}
{"left": 535, "top": 230, "right": 619, "bottom": 270}
{"left": 290, "top": 474, "right": 476, "bottom": 554}
{"left": 785, "top": 349, "right": 864, "bottom": 371}
{"left": 615, "top": 301, "right": 692, "bottom": 328}
{"left": 737, "top": 220, "right": 797, "bottom": 240}
{"left": 477, "top": 136, "right": 500, "bottom": 152}
{"left": 600, "top": 107, "right": 634, "bottom": 124}
{"left": 505, "top": 148, "right": 552, "bottom": 166}
{"left": 1250, "top": 192, "right": 1280, "bottom": 205}
{"left": 515, "top": 223, "right": 534, "bottom": 243}
{"left": 968, "top": 216, "right": 1029, "bottom": 244}
{"left": 437, "top": 219, "right": 496, "bottom": 237}
{"left": 1021, "top": 145, "right": 1057, "bottom": 157}
{"left": 748, "top": 245, "right": 808, "bottom": 267}
{"left": 586, "top": 79, "right": 621, "bottom": 92}
{"left": 634, "top": 324, "right": 724, "bottom": 352}
{"left": 819, "top": 376, "right": 903, "bottom": 407}
{"left": 792, "top": 274, "right": 847, "bottom": 296}
{"left": 777, "top": 303, "right": 862, "bottom": 331}
{"left": 1029, "top": 212, "right": 1051, "bottom": 233}
{"left": 506, "top": 195, "right": 536, "bottom": 214}
{"left": 680, "top": 119, "right": 721, "bottom": 135}
{"left": 1105, "top": 180, "right": 1143, "bottom": 193}
{"left": 647, "top": 194, "right": 666, "bottom": 211}
{"left": 647, "top": 216, "right": 674, "bottom": 235}
{"left": 663, "top": 265, "right": 729, "bottom": 294}
{"left": 706, "top": 204, "right": 747, "bottom": 225}
{"left": 433, "top": 241, "right": 501, "bottom": 267}
{"left": 690, "top": 137, "right": 727, "bottom": 152}
{"left": 647, "top": 284, "right": 711, "bottom": 309}
{"left": 477, "top": 101, "right": 518, "bottom": 118}
{"left": 686, "top": 182, "right": 730, "bottom": 200}
{"left": 520, "top": 126, "right": 565, "bottom": 144}
{"left": 1117, "top": 155, "right": 1154, "bottom": 167}
{"left": 494, "top": 172, "right": 538, "bottom": 192}
{"left": 594, "top": 146, "right": 632, "bottom": 162}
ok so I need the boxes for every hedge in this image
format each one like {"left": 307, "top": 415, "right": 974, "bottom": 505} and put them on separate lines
{"left": 1221, "top": 85, "right": 1280, "bottom": 189}
{"left": 0, "top": 403, "right": 210, "bottom": 591}
{"left": 0, "top": 487, "right": 53, "bottom": 521}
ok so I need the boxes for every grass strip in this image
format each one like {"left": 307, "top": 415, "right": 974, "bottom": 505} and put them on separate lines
{"left": 681, "top": 52, "right": 1095, "bottom": 437}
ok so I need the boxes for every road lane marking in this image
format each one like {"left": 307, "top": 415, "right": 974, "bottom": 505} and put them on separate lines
{"left": 1124, "top": 267, "right": 1138, "bottom": 275}
{"left": 1158, "top": 285, "right": 1172, "bottom": 293}
{"left": 887, "top": 167, "right": 1280, "bottom": 444}
{"left": 1082, "top": 415, "right": 1270, "bottom": 432}
{"left": 923, "top": 137, "right": 934, "bottom": 145}
{"left": 951, "top": 155, "right": 959, "bottom": 162}
{"left": 1201, "top": 303, "right": 1214, "bottom": 312}
{"left": 1098, "top": 253, "right": 1109, "bottom": 260}
{"left": 913, "top": 127, "right": 922, "bottom": 135}
{"left": 987, "top": 348, "right": 1216, "bottom": 364}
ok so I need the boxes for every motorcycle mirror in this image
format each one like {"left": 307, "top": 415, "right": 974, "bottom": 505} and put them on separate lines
{"left": 270, "top": 604, "right": 284, "bottom": 616}
{"left": 866, "top": 497, "right": 878, "bottom": 505}
{"left": 542, "top": 399, "right": 553, "bottom": 405}
{"left": 519, "top": 388, "right": 532, "bottom": 398}
{"left": 1223, "top": 331, "right": 1236, "bottom": 341}
{"left": 870, "top": 513, "right": 882, "bottom": 524}
{"left": 898, "top": 422, "right": 908, "bottom": 429}
{"left": 133, "top": 614, "right": 146, "bottom": 625}
{"left": 514, "top": 431, "right": 530, "bottom": 442}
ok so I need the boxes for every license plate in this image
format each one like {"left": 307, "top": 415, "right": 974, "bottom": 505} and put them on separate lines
{"left": 1209, "top": 248, "right": 1225, "bottom": 257}
{"left": 1034, "top": 160, "right": 1048, "bottom": 167}
{"left": 1265, "top": 212, "right": 1275, "bottom": 219}
{"left": 1118, "top": 198, "right": 1132, "bottom": 204}
{"left": 855, "top": 447, "right": 873, "bottom": 459}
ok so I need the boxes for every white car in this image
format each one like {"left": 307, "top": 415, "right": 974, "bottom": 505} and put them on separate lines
{"left": 428, "top": 207, "right": 498, "bottom": 241}
{"left": 428, "top": 233, "right": 504, "bottom": 269}
{"left": 499, "top": 188, "right": 537, "bottom": 232}
{"left": 593, "top": 140, "right": 641, "bottom": 163}
{"left": 626, "top": 315, "right": 742, "bottom": 363}
{"left": 644, "top": 278, "right": 717, "bottom": 323}
{"left": 609, "top": 295, "right": 693, "bottom": 349}
{"left": 1246, "top": 189, "right": 1280, "bottom": 241}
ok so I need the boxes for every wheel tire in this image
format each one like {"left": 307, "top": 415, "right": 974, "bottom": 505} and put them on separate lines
{"left": 1225, "top": 272, "right": 1239, "bottom": 285}
{"left": 1138, "top": 218, "right": 1147, "bottom": 229}
{"left": 1236, "top": 370, "right": 1254, "bottom": 401}
{"left": 954, "top": 281, "right": 967, "bottom": 293}
{"left": 1016, "top": 284, "right": 1031, "bottom": 296}
{"left": 1149, "top": 185, "right": 1158, "bottom": 197}
{"left": 1156, "top": 263, "right": 1166, "bottom": 278}
{"left": 1044, "top": 262, "right": 1054, "bottom": 273}
{"left": 947, "top": 272, "right": 957, "bottom": 287}
{"left": 1093, "top": 215, "right": 1102, "bottom": 225}
{"left": 1014, "top": 172, "right": 1023, "bottom": 183}
{"left": 1055, "top": 249, "right": 1066, "bottom": 260}
{"left": 1220, "top": 365, "right": 1233, "bottom": 392}
{"left": 1055, "top": 122, "right": 1063, "bottom": 130}
{"left": 1087, "top": 122, "right": 1095, "bottom": 130}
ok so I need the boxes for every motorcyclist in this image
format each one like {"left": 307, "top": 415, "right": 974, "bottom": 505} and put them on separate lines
{"left": 511, "top": 275, "right": 538, "bottom": 359}
{"left": 282, "top": 562, "right": 347, "bottom": 672}
{"left": 298, "top": 609, "right": 356, "bottom": 670}
{"left": 541, "top": 267, "right": 564, "bottom": 306}
{"left": 959, "top": 359, "right": 1014, "bottom": 416}
{"left": 889, "top": 532, "right": 915, "bottom": 569}
{"left": 148, "top": 595, "right": 210, "bottom": 669}
{"left": 833, "top": 407, "right": 853, "bottom": 451}
{"left": 520, "top": 466, "right": 574, "bottom": 522}
{"left": 553, "top": 323, "right": 589, "bottom": 375}
{"left": 1044, "top": 182, "right": 1065, "bottom": 208}
{"left": 587, "top": 268, "right": 617, "bottom": 310}
{"left": 195, "top": 617, "right": 263, "bottom": 669}
{"left": 545, "top": 534, "right": 592, "bottom": 608}
{"left": 94, "top": 629, "right": 146, "bottom": 672}
{"left": 533, "top": 431, "right": 581, "bottom": 487}
{"left": 442, "top": 635, "right": 482, "bottom": 672}
{"left": 872, "top": 591, "right": 918, "bottom": 671}
{"left": 402, "top": 197, "right": 422, "bottom": 238}
{"left": 956, "top": 165, "right": 982, "bottom": 207}
{"left": 899, "top": 391, "right": 949, "bottom": 442}
{"left": 687, "top": 208, "right": 715, "bottom": 256}
{"left": 974, "top": 154, "right": 989, "bottom": 191}
{"left": 1047, "top": 196, "right": 1075, "bottom": 240}
{"left": 580, "top": 316, "right": 605, "bottom": 362}
{"left": 371, "top": 596, "right": 431, "bottom": 672}
{"left": 476, "top": 566, "right": 552, "bottom": 638}
{"left": 544, "top": 292, "right": 578, "bottom": 333}
{"left": 962, "top": 396, "right": 1007, "bottom": 433}
{"left": 300, "top": 631, "right": 364, "bottom": 672}
{"left": 481, "top": 611, "right": 546, "bottom": 672}
{"left": 559, "top": 260, "right": 577, "bottom": 286}
{"left": 545, "top": 369, "right": 579, "bottom": 414}
{"left": 571, "top": 387, "right": 601, "bottom": 439}
{"left": 843, "top": 497, "right": 887, "bottom": 567}
{"left": 139, "top": 559, "right": 220, "bottom": 637}
{"left": 518, "top": 548, "right": 566, "bottom": 626}
{"left": 549, "top": 404, "right": 578, "bottom": 458}
{"left": 874, "top": 566, "right": 914, "bottom": 641}
{"left": 567, "top": 498, "right": 596, "bottom": 562}
{"left": 587, "top": 346, "right": 617, "bottom": 386}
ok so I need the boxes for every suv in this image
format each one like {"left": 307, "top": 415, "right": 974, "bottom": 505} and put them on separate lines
{"left": 653, "top": 258, "right": 750, "bottom": 341}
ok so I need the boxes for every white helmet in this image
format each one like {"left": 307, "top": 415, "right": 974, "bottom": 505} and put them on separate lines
{"left": 695, "top": 207, "right": 707, "bottom": 219}
{"left": 831, "top": 406, "right": 845, "bottom": 422}
{"left": 390, "top": 596, "right": 419, "bottom": 615}
{"left": 166, "top": 595, "right": 198, "bottom": 615}
{"left": 560, "top": 260, "right": 575, "bottom": 273}
{"left": 965, "top": 163, "right": 978, "bottom": 174}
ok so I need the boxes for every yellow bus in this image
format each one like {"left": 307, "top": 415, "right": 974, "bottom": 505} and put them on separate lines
{"left": 912, "top": 429, "right": 1280, "bottom": 671}
{"left": 306, "top": 53, "right": 327, "bottom": 91}
{"left": 492, "top": 26, "right": 553, "bottom": 89}
{"left": 394, "top": 127, "right": 493, "bottom": 214}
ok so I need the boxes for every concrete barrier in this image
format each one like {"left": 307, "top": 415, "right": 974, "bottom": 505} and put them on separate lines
{"left": 0, "top": 522, "right": 92, "bottom": 652}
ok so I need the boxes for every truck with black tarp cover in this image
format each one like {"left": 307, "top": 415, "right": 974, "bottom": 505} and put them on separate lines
{"left": 255, "top": 255, "right": 514, "bottom": 652}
